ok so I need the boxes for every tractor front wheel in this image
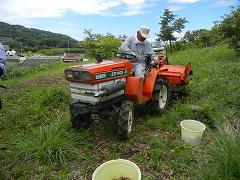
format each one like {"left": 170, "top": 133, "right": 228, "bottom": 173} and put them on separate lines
{"left": 152, "top": 78, "right": 169, "bottom": 113}
{"left": 71, "top": 113, "right": 92, "bottom": 130}
{"left": 117, "top": 100, "right": 134, "bottom": 140}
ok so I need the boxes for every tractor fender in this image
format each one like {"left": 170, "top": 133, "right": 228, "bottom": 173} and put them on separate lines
{"left": 143, "top": 69, "right": 159, "bottom": 98}
{"left": 183, "top": 63, "right": 192, "bottom": 84}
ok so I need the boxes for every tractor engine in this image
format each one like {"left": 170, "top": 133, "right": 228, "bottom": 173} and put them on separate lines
{"left": 64, "top": 60, "right": 133, "bottom": 105}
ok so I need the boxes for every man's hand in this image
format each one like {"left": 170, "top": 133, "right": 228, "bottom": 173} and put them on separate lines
{"left": 150, "top": 57, "right": 159, "bottom": 67}
{"left": 150, "top": 60, "right": 156, "bottom": 66}
{"left": 133, "top": 55, "right": 138, "bottom": 62}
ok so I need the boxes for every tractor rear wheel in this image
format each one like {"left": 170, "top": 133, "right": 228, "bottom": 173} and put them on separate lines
{"left": 152, "top": 78, "right": 169, "bottom": 113}
{"left": 71, "top": 113, "right": 92, "bottom": 130}
{"left": 117, "top": 100, "right": 134, "bottom": 140}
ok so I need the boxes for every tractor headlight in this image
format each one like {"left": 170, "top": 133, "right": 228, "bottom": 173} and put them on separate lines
{"left": 81, "top": 71, "right": 91, "bottom": 81}
{"left": 65, "top": 69, "right": 91, "bottom": 81}
{"left": 65, "top": 70, "right": 73, "bottom": 79}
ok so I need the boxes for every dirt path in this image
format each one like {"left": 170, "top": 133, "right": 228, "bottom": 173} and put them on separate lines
{"left": 7, "top": 74, "right": 68, "bottom": 93}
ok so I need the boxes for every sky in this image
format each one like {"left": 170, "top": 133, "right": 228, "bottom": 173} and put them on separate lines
{"left": 0, "top": 0, "right": 239, "bottom": 41}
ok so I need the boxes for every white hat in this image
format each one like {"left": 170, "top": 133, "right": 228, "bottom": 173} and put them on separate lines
{"left": 139, "top": 25, "right": 150, "bottom": 38}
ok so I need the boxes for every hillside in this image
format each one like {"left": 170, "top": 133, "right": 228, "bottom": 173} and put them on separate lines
{"left": 0, "top": 46, "right": 240, "bottom": 179}
{"left": 0, "top": 22, "right": 79, "bottom": 52}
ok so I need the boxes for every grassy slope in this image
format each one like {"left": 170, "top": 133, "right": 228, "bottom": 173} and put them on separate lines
{"left": 0, "top": 46, "right": 239, "bottom": 179}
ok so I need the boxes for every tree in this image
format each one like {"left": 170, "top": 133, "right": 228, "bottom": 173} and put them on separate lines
{"left": 156, "top": 9, "right": 188, "bottom": 53}
{"left": 220, "top": 5, "right": 240, "bottom": 51}
{"left": 199, "top": 30, "right": 211, "bottom": 48}
{"left": 82, "top": 29, "right": 122, "bottom": 58}
{"left": 82, "top": 29, "right": 98, "bottom": 57}
{"left": 183, "top": 29, "right": 206, "bottom": 43}
{"left": 96, "top": 36, "right": 121, "bottom": 59}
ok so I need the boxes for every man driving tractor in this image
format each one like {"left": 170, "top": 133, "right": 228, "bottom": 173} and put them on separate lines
{"left": 120, "top": 25, "right": 157, "bottom": 77}
{"left": 64, "top": 25, "right": 192, "bottom": 140}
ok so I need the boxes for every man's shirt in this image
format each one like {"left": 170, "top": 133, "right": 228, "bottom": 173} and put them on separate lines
{"left": 120, "top": 35, "right": 156, "bottom": 64}
{"left": 0, "top": 43, "right": 6, "bottom": 70}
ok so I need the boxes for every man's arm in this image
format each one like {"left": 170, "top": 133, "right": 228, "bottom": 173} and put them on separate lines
{"left": 146, "top": 42, "right": 157, "bottom": 62}
{"left": 120, "top": 36, "right": 136, "bottom": 56}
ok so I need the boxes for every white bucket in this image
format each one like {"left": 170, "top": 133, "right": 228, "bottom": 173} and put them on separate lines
{"left": 180, "top": 120, "right": 206, "bottom": 145}
{"left": 92, "top": 159, "right": 141, "bottom": 180}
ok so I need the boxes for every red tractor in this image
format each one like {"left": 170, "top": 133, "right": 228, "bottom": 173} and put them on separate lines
{"left": 64, "top": 52, "right": 192, "bottom": 140}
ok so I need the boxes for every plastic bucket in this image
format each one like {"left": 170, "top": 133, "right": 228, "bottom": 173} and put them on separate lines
{"left": 180, "top": 120, "right": 206, "bottom": 145}
{"left": 92, "top": 159, "right": 141, "bottom": 180}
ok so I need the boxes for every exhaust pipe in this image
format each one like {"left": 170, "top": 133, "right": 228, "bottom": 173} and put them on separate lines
{"left": 94, "top": 81, "right": 126, "bottom": 97}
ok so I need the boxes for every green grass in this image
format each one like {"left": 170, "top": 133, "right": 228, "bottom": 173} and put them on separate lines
{"left": 195, "top": 124, "right": 240, "bottom": 179}
{"left": 0, "top": 46, "right": 240, "bottom": 179}
{"left": 2, "top": 58, "right": 96, "bottom": 86}
{"left": 15, "top": 117, "right": 89, "bottom": 165}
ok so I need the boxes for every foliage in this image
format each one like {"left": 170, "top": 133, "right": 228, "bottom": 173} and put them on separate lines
{"left": 37, "top": 47, "right": 85, "bottom": 56}
{"left": 3, "top": 64, "right": 49, "bottom": 80}
{"left": 156, "top": 9, "right": 188, "bottom": 53}
{"left": 2, "top": 62, "right": 66, "bottom": 80}
{"left": 195, "top": 124, "right": 240, "bottom": 179}
{"left": 96, "top": 35, "right": 122, "bottom": 59}
{"left": 1, "top": 22, "right": 123, "bottom": 57}
{"left": 81, "top": 29, "right": 98, "bottom": 58}
{"left": 220, "top": 6, "right": 240, "bottom": 51}
{"left": 182, "top": 29, "right": 206, "bottom": 43}
{"left": 0, "top": 22, "right": 79, "bottom": 52}
{"left": 181, "top": 5, "right": 239, "bottom": 51}
{"left": 204, "top": 26, "right": 224, "bottom": 47}
{"left": 16, "top": 118, "right": 81, "bottom": 165}
{"left": 33, "top": 88, "right": 71, "bottom": 109}
{"left": 182, "top": 26, "right": 224, "bottom": 49}
{"left": 82, "top": 29, "right": 122, "bottom": 59}
{"left": 198, "top": 30, "right": 211, "bottom": 48}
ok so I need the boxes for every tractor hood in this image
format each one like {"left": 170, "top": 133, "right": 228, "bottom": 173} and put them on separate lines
{"left": 65, "top": 59, "right": 133, "bottom": 84}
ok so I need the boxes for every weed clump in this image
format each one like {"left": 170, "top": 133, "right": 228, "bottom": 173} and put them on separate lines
{"left": 190, "top": 105, "right": 216, "bottom": 129}
{"left": 16, "top": 119, "right": 83, "bottom": 165}
{"left": 35, "top": 88, "right": 70, "bottom": 109}
{"left": 3, "top": 65, "right": 48, "bottom": 80}
{"left": 195, "top": 124, "right": 240, "bottom": 179}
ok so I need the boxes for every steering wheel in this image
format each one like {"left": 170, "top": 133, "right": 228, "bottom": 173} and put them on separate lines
{"left": 115, "top": 52, "right": 136, "bottom": 63}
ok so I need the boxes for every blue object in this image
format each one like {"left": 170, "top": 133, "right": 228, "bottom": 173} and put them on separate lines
{"left": 0, "top": 42, "right": 6, "bottom": 78}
